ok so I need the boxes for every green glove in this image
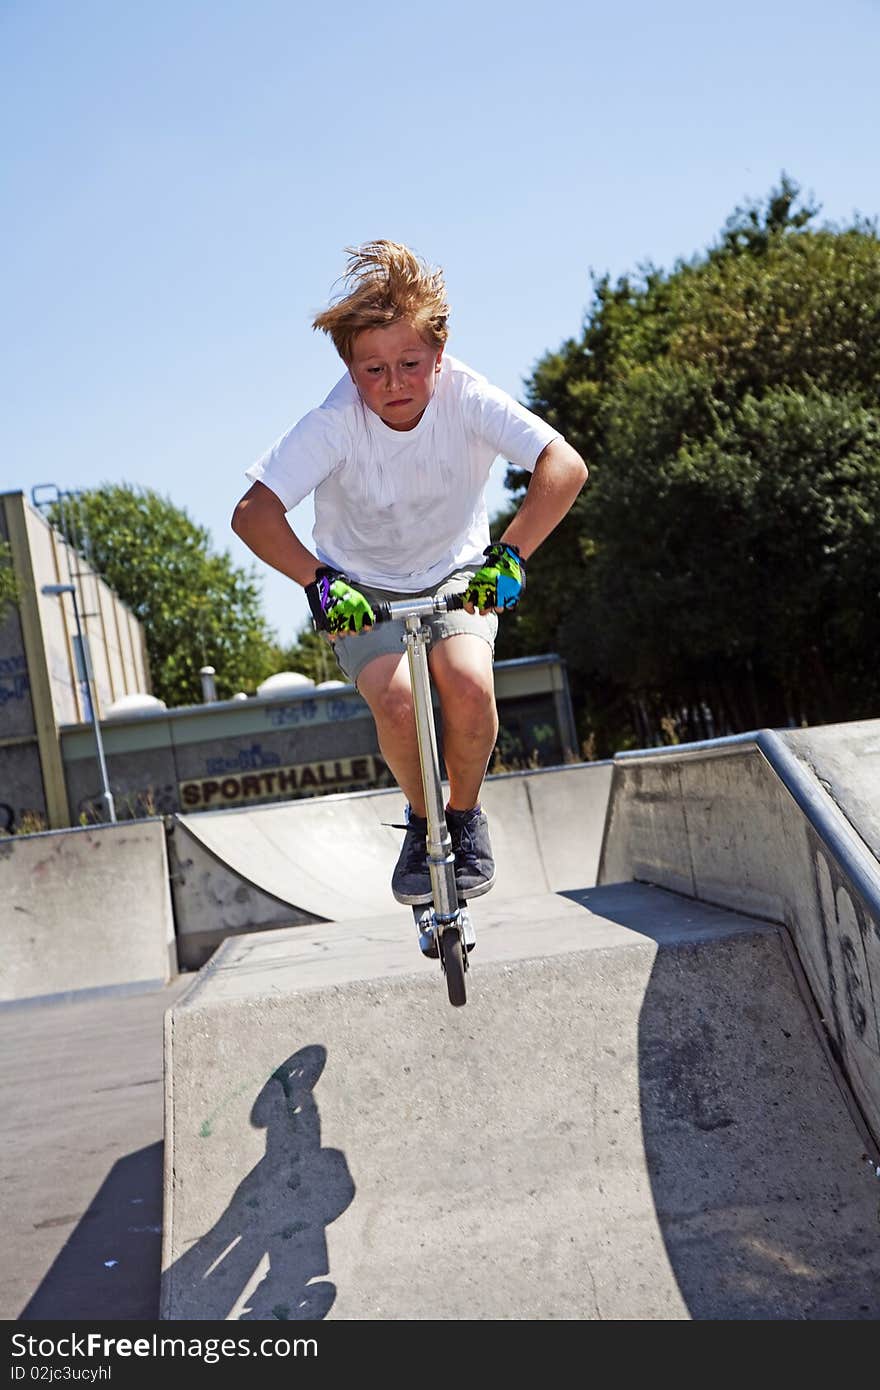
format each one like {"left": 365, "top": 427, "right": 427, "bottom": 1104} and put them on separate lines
{"left": 306, "top": 568, "right": 375, "bottom": 634}
{"left": 464, "top": 542, "right": 526, "bottom": 612}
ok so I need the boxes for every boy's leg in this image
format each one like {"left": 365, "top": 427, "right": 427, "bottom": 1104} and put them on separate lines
{"left": 355, "top": 652, "right": 432, "bottom": 903}
{"left": 427, "top": 634, "right": 498, "bottom": 811}
{"left": 428, "top": 634, "right": 498, "bottom": 897}
{"left": 330, "top": 587, "right": 498, "bottom": 903}
{"left": 355, "top": 652, "right": 425, "bottom": 816}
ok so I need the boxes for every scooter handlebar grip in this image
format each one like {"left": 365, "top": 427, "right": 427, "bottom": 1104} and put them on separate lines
{"left": 444, "top": 593, "right": 465, "bottom": 612}
{"left": 373, "top": 603, "right": 393, "bottom": 624}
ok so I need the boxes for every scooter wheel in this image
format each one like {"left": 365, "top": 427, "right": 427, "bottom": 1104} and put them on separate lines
{"left": 440, "top": 927, "right": 467, "bottom": 1007}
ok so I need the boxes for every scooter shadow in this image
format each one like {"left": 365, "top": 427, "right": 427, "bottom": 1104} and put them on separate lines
{"left": 163, "top": 1045, "right": 356, "bottom": 1321}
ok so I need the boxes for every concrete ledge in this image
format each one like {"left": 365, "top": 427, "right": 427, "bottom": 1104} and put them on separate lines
{"left": 0, "top": 977, "right": 169, "bottom": 1012}
{"left": 599, "top": 729, "right": 880, "bottom": 1144}
{"left": 161, "top": 883, "right": 880, "bottom": 1320}
{"left": 1, "top": 819, "right": 177, "bottom": 1004}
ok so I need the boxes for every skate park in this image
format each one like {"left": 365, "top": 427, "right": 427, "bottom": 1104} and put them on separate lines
{"left": 4, "top": 717, "right": 880, "bottom": 1320}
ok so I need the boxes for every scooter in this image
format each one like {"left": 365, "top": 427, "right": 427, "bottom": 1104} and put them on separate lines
{"left": 374, "top": 593, "right": 475, "bottom": 1007}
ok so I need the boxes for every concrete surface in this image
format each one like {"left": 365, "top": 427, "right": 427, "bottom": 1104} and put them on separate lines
{"left": 168, "top": 762, "right": 613, "bottom": 968}
{"left": 9, "top": 720, "right": 880, "bottom": 1322}
{"left": 0, "top": 977, "right": 191, "bottom": 1320}
{"left": 1, "top": 819, "right": 178, "bottom": 1007}
{"left": 599, "top": 737, "right": 880, "bottom": 1144}
{"left": 161, "top": 883, "right": 880, "bottom": 1321}
{"left": 783, "top": 719, "right": 880, "bottom": 863}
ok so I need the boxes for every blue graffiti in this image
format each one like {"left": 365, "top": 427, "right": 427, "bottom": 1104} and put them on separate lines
{"left": 205, "top": 744, "right": 282, "bottom": 775}
{"left": 0, "top": 674, "right": 29, "bottom": 704}
{"left": 267, "top": 701, "right": 319, "bottom": 728}
{"left": 267, "top": 696, "right": 361, "bottom": 728}
{"left": 328, "top": 698, "right": 359, "bottom": 722}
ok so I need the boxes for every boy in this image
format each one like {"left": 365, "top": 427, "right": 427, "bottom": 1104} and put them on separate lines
{"left": 232, "top": 241, "right": 587, "bottom": 906}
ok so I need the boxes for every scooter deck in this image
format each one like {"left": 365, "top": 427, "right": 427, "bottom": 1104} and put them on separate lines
{"left": 412, "top": 900, "right": 476, "bottom": 959}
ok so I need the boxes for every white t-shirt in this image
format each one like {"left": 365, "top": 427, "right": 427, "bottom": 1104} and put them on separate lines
{"left": 245, "top": 354, "right": 561, "bottom": 592}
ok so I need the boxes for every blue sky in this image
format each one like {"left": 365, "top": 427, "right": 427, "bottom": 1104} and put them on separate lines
{"left": 3, "top": 0, "right": 878, "bottom": 651}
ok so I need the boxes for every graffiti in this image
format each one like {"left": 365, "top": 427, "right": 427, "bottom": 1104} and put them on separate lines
{"left": 327, "top": 697, "right": 359, "bottom": 722}
{"left": 0, "top": 802, "right": 14, "bottom": 833}
{"left": 0, "top": 655, "right": 27, "bottom": 675}
{"left": 0, "top": 673, "right": 30, "bottom": 704}
{"left": 267, "top": 697, "right": 362, "bottom": 729}
{"left": 205, "top": 744, "right": 281, "bottom": 776}
{"left": 839, "top": 933, "right": 868, "bottom": 1038}
{"left": 814, "top": 849, "right": 879, "bottom": 1057}
{"left": 267, "top": 699, "right": 319, "bottom": 728}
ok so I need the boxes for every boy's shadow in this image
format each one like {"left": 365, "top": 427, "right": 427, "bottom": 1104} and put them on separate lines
{"left": 165, "top": 1045, "right": 355, "bottom": 1321}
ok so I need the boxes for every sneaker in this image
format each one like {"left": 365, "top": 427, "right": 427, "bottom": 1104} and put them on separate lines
{"left": 391, "top": 810, "right": 433, "bottom": 905}
{"left": 446, "top": 805, "right": 495, "bottom": 899}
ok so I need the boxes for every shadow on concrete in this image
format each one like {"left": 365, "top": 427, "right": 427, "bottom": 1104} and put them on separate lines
{"left": 20, "top": 1142, "right": 165, "bottom": 1320}
{"left": 163, "top": 1045, "right": 355, "bottom": 1321}
{"left": 636, "top": 936, "right": 880, "bottom": 1319}
{"left": 565, "top": 883, "right": 880, "bottom": 1319}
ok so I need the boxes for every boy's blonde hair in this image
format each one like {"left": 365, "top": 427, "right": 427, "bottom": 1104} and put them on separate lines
{"left": 313, "top": 240, "right": 449, "bottom": 363}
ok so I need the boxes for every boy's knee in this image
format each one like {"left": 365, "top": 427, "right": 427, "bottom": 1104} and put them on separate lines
{"left": 372, "top": 684, "right": 415, "bottom": 734}
{"left": 440, "top": 674, "right": 496, "bottom": 726}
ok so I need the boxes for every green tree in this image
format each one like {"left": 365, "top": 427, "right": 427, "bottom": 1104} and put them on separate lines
{"left": 51, "top": 485, "right": 280, "bottom": 707}
{"left": 497, "top": 176, "right": 880, "bottom": 752}
{"left": 275, "top": 623, "right": 343, "bottom": 686}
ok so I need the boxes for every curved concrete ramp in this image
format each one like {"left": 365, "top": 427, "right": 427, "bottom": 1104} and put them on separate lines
{"left": 168, "top": 763, "right": 613, "bottom": 968}
{"left": 161, "top": 883, "right": 880, "bottom": 1320}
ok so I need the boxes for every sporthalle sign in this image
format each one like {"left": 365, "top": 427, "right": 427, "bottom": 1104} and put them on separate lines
{"left": 179, "top": 754, "right": 388, "bottom": 809}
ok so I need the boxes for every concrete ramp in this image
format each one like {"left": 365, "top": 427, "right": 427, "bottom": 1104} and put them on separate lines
{"left": 161, "top": 883, "right": 880, "bottom": 1320}
{"left": 600, "top": 726, "right": 880, "bottom": 1144}
{"left": 1, "top": 819, "right": 177, "bottom": 1007}
{"left": 168, "top": 763, "right": 613, "bottom": 968}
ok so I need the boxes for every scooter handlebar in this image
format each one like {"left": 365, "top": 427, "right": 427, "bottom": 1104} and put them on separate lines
{"left": 373, "top": 592, "right": 465, "bottom": 624}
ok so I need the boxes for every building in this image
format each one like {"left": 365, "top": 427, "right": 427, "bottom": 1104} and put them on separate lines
{"left": 0, "top": 490, "right": 150, "bottom": 830}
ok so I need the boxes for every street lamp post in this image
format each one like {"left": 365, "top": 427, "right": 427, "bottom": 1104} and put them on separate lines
{"left": 42, "top": 583, "right": 117, "bottom": 824}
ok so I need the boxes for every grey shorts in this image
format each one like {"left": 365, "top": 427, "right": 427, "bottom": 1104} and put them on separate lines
{"left": 328, "top": 566, "right": 498, "bottom": 688}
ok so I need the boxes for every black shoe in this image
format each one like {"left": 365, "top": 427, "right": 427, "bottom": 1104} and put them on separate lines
{"left": 446, "top": 806, "right": 495, "bottom": 899}
{"left": 391, "top": 811, "right": 433, "bottom": 905}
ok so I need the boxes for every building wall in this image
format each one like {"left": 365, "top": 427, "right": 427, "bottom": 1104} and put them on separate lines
{"left": 23, "top": 497, "right": 150, "bottom": 723}
{"left": 59, "top": 658, "right": 577, "bottom": 822}
{"left": 0, "top": 604, "right": 35, "bottom": 739}
{"left": 0, "top": 491, "right": 151, "bottom": 830}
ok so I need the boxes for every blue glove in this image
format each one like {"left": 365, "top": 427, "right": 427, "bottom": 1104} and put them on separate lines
{"left": 464, "top": 543, "right": 526, "bottom": 612}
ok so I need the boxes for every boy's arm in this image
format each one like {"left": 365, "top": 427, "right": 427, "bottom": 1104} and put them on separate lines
{"left": 232, "top": 482, "right": 374, "bottom": 637}
{"left": 231, "top": 481, "right": 322, "bottom": 587}
{"left": 462, "top": 438, "right": 587, "bottom": 614}
{"left": 497, "top": 438, "right": 588, "bottom": 561}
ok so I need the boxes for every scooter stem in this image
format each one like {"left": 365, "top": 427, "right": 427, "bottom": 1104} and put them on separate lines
{"left": 403, "top": 614, "right": 458, "bottom": 921}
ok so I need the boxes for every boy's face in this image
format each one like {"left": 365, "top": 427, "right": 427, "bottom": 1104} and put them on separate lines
{"left": 348, "top": 321, "right": 443, "bottom": 430}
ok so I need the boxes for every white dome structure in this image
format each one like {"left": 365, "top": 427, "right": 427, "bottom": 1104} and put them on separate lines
{"left": 105, "top": 692, "right": 167, "bottom": 719}
{"left": 256, "top": 671, "right": 316, "bottom": 697}
{"left": 316, "top": 679, "right": 348, "bottom": 689}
